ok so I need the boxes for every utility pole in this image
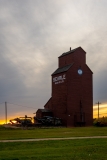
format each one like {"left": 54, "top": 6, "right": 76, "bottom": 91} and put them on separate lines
{"left": 5, "top": 102, "right": 7, "bottom": 124}
{"left": 96, "top": 101, "right": 101, "bottom": 119}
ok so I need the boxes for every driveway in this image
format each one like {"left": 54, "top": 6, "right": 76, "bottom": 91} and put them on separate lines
{"left": 1, "top": 136, "right": 107, "bottom": 142}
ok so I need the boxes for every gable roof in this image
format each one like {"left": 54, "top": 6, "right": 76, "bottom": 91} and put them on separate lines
{"left": 44, "top": 97, "right": 52, "bottom": 108}
{"left": 85, "top": 64, "right": 93, "bottom": 74}
{"left": 37, "top": 109, "right": 52, "bottom": 113}
{"left": 58, "top": 46, "right": 85, "bottom": 58}
{"left": 52, "top": 63, "right": 74, "bottom": 76}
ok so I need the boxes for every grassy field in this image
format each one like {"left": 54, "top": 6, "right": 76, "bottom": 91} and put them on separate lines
{"left": 0, "top": 125, "right": 107, "bottom": 160}
{"left": 0, "top": 125, "right": 107, "bottom": 140}
{"left": 0, "top": 139, "right": 107, "bottom": 160}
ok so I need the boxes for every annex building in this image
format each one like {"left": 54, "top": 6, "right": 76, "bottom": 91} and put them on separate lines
{"left": 36, "top": 47, "right": 93, "bottom": 127}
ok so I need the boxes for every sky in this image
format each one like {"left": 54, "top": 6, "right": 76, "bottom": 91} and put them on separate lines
{"left": 0, "top": 0, "right": 107, "bottom": 123}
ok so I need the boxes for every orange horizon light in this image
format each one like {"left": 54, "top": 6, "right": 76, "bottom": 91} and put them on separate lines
{"left": 0, "top": 104, "right": 107, "bottom": 124}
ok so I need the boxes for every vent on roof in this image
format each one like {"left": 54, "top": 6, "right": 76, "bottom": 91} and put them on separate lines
{"left": 70, "top": 47, "right": 71, "bottom": 51}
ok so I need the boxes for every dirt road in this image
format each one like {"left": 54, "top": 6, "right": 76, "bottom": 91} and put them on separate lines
{"left": 0, "top": 136, "right": 107, "bottom": 143}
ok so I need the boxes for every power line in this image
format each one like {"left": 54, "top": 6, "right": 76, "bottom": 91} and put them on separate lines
{"left": 99, "top": 113, "right": 107, "bottom": 115}
{"left": 96, "top": 101, "right": 101, "bottom": 119}
{"left": 7, "top": 102, "right": 36, "bottom": 109}
{"left": 5, "top": 102, "right": 7, "bottom": 124}
{"left": 94, "top": 113, "right": 107, "bottom": 116}
{"left": 0, "top": 102, "right": 5, "bottom": 105}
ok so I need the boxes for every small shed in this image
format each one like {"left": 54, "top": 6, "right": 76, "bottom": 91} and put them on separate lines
{"left": 36, "top": 109, "right": 53, "bottom": 119}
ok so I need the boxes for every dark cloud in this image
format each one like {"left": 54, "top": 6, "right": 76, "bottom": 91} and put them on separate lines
{"left": 93, "top": 68, "right": 107, "bottom": 103}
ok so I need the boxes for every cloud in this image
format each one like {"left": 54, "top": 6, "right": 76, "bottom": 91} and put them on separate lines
{"left": 0, "top": 0, "right": 107, "bottom": 121}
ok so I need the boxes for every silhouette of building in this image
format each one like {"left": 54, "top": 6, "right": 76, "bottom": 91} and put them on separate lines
{"left": 37, "top": 47, "right": 93, "bottom": 127}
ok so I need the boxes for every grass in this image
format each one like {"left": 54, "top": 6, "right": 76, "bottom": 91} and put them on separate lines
{"left": 0, "top": 139, "right": 107, "bottom": 159}
{"left": 0, "top": 125, "right": 107, "bottom": 140}
{"left": 0, "top": 125, "right": 107, "bottom": 159}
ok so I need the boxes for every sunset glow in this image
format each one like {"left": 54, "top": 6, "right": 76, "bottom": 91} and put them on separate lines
{"left": 93, "top": 103, "right": 107, "bottom": 118}
{"left": 0, "top": 104, "right": 107, "bottom": 124}
{"left": 0, "top": 112, "right": 34, "bottom": 125}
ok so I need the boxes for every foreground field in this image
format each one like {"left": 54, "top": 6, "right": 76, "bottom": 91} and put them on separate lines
{"left": 0, "top": 126, "right": 107, "bottom": 160}
{"left": 0, "top": 139, "right": 107, "bottom": 160}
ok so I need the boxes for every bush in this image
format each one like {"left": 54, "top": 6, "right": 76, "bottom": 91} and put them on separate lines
{"left": 93, "top": 117, "right": 107, "bottom": 127}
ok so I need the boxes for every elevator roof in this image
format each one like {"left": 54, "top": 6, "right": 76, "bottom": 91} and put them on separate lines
{"left": 52, "top": 63, "right": 74, "bottom": 75}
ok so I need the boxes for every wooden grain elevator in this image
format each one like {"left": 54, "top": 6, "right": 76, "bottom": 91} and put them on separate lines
{"left": 44, "top": 46, "right": 93, "bottom": 127}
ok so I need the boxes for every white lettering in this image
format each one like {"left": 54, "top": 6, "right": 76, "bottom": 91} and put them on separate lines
{"left": 63, "top": 74, "right": 66, "bottom": 79}
{"left": 53, "top": 74, "right": 66, "bottom": 84}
